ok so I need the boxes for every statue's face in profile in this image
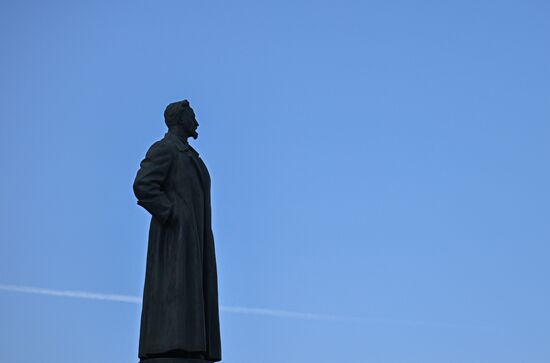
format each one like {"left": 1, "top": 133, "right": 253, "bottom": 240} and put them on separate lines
{"left": 182, "top": 107, "right": 199, "bottom": 139}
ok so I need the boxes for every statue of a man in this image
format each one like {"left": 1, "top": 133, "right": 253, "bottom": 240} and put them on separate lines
{"left": 133, "top": 100, "right": 222, "bottom": 362}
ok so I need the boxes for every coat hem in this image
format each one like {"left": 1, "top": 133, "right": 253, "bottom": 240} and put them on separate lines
{"left": 139, "top": 358, "right": 213, "bottom": 363}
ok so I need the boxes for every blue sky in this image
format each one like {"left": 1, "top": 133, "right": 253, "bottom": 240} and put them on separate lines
{"left": 0, "top": 0, "right": 549, "bottom": 362}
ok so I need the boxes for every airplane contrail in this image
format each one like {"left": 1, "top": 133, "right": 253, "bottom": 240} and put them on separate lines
{"left": 0, "top": 283, "right": 357, "bottom": 322}
{"left": 0, "top": 284, "right": 142, "bottom": 303}
{"left": 0, "top": 283, "right": 469, "bottom": 328}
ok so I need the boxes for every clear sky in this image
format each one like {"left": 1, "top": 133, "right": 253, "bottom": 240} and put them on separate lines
{"left": 0, "top": 1, "right": 549, "bottom": 362}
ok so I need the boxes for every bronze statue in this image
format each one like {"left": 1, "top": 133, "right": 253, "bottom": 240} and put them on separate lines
{"left": 133, "top": 100, "right": 222, "bottom": 362}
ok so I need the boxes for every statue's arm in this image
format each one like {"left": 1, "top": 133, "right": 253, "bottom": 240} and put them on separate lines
{"left": 133, "top": 141, "right": 175, "bottom": 225}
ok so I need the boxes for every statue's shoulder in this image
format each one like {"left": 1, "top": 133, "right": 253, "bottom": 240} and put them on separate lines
{"left": 145, "top": 137, "right": 176, "bottom": 157}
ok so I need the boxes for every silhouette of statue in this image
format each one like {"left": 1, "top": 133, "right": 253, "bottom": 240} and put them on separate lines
{"left": 133, "top": 100, "right": 221, "bottom": 362}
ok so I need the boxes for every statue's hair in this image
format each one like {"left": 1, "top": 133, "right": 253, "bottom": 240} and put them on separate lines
{"left": 164, "top": 99, "right": 192, "bottom": 127}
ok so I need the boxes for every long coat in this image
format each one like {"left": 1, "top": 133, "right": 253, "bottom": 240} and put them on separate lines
{"left": 133, "top": 130, "right": 221, "bottom": 362}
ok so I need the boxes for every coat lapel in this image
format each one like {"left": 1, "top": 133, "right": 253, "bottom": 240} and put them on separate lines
{"left": 165, "top": 132, "right": 206, "bottom": 192}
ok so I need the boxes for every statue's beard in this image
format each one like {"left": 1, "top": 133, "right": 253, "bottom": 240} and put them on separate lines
{"left": 191, "top": 130, "right": 198, "bottom": 139}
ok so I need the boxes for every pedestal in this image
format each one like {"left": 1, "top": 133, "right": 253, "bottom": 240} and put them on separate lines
{"left": 139, "top": 358, "right": 211, "bottom": 363}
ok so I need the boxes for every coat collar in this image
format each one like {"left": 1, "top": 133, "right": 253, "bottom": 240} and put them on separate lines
{"left": 164, "top": 131, "right": 200, "bottom": 156}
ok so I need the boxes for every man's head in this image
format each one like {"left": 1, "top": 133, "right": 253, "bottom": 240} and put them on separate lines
{"left": 164, "top": 99, "right": 199, "bottom": 139}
